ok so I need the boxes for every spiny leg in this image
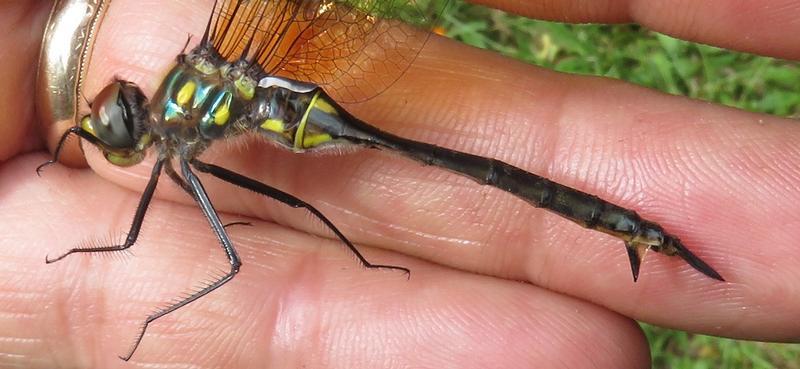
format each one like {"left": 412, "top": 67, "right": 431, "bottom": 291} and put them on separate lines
{"left": 164, "top": 159, "right": 191, "bottom": 194}
{"left": 189, "top": 158, "right": 410, "bottom": 276}
{"left": 119, "top": 159, "right": 241, "bottom": 361}
{"left": 165, "top": 160, "right": 252, "bottom": 229}
{"left": 45, "top": 159, "right": 165, "bottom": 263}
{"left": 36, "top": 126, "right": 102, "bottom": 175}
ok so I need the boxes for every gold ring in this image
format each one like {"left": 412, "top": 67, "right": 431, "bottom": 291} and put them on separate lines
{"left": 35, "top": 0, "right": 111, "bottom": 165}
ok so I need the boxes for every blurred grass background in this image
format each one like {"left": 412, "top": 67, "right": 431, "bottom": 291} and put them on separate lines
{"left": 437, "top": 1, "right": 800, "bottom": 368}
{"left": 439, "top": 1, "right": 800, "bottom": 117}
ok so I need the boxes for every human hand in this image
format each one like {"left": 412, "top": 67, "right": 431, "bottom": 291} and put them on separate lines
{"left": 2, "top": 0, "right": 799, "bottom": 368}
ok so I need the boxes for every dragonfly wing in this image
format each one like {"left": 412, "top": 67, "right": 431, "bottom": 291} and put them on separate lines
{"left": 205, "top": 0, "right": 448, "bottom": 103}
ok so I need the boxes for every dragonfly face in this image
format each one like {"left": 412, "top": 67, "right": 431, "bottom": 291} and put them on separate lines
{"left": 80, "top": 80, "right": 152, "bottom": 166}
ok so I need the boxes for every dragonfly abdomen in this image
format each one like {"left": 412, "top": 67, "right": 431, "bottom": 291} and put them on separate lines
{"left": 249, "top": 87, "right": 344, "bottom": 152}
{"left": 266, "top": 87, "right": 647, "bottom": 241}
{"left": 278, "top": 89, "right": 722, "bottom": 281}
{"left": 377, "top": 132, "right": 646, "bottom": 241}
{"left": 487, "top": 162, "right": 645, "bottom": 239}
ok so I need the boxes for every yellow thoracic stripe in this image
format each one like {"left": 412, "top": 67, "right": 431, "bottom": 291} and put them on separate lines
{"left": 176, "top": 80, "right": 196, "bottom": 107}
{"left": 213, "top": 92, "right": 232, "bottom": 126}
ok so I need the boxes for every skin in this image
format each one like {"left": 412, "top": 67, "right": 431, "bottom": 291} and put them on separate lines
{"left": 2, "top": 0, "right": 799, "bottom": 367}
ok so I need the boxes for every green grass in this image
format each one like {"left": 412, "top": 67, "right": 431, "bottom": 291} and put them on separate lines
{"left": 643, "top": 326, "right": 800, "bottom": 369}
{"left": 440, "top": 1, "right": 800, "bottom": 117}
{"left": 438, "top": 1, "right": 800, "bottom": 368}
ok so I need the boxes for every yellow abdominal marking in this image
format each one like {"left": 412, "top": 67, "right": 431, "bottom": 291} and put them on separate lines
{"left": 294, "top": 91, "right": 321, "bottom": 149}
{"left": 303, "top": 133, "right": 332, "bottom": 148}
{"left": 259, "top": 91, "right": 335, "bottom": 149}
{"left": 260, "top": 118, "right": 285, "bottom": 133}
{"left": 311, "top": 96, "right": 336, "bottom": 114}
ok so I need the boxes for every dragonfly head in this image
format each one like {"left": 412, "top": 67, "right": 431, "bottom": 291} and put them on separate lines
{"left": 80, "top": 80, "right": 152, "bottom": 166}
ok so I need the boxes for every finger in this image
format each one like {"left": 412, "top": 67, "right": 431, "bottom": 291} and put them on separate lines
{"left": 471, "top": 0, "right": 800, "bottom": 59}
{"left": 0, "top": 1, "right": 50, "bottom": 161}
{"left": 74, "top": 0, "right": 800, "bottom": 341}
{"left": 2, "top": 154, "right": 649, "bottom": 368}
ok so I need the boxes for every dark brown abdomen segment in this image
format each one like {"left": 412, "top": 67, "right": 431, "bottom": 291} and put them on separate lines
{"left": 336, "top": 114, "right": 643, "bottom": 240}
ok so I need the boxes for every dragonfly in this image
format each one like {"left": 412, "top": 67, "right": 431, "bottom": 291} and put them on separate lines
{"left": 37, "top": 0, "right": 724, "bottom": 361}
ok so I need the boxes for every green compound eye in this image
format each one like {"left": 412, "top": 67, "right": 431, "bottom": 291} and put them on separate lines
{"left": 91, "top": 83, "right": 137, "bottom": 149}
{"left": 84, "top": 81, "right": 150, "bottom": 166}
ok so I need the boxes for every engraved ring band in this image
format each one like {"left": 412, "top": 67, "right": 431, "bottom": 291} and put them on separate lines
{"left": 35, "top": 0, "right": 111, "bottom": 167}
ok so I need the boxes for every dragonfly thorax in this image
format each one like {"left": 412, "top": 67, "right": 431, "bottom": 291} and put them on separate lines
{"left": 82, "top": 44, "right": 376, "bottom": 168}
{"left": 150, "top": 63, "right": 250, "bottom": 142}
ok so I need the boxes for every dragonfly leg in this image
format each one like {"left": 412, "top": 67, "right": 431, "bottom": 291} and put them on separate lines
{"left": 45, "top": 159, "right": 165, "bottom": 263}
{"left": 119, "top": 159, "right": 242, "bottom": 361}
{"left": 36, "top": 126, "right": 102, "bottom": 175}
{"left": 189, "top": 158, "right": 410, "bottom": 276}
{"left": 164, "top": 159, "right": 191, "bottom": 193}
{"left": 222, "top": 221, "right": 253, "bottom": 228}
{"left": 165, "top": 160, "right": 252, "bottom": 229}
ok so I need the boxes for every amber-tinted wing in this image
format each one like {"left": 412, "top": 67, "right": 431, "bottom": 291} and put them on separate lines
{"left": 205, "top": 0, "right": 447, "bottom": 103}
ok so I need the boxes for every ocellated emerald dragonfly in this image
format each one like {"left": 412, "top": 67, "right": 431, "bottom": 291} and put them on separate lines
{"left": 38, "top": 0, "right": 724, "bottom": 360}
